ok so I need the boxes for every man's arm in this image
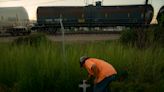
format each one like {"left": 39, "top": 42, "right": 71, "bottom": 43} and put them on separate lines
{"left": 91, "top": 64, "right": 99, "bottom": 84}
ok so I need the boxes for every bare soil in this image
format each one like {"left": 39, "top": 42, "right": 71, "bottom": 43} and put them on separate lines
{"left": 48, "top": 34, "right": 120, "bottom": 42}
{"left": 0, "top": 34, "right": 120, "bottom": 42}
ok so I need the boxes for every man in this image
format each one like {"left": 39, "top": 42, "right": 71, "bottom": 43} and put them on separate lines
{"left": 80, "top": 56, "right": 117, "bottom": 92}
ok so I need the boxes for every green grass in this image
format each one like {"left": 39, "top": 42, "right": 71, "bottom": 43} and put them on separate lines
{"left": 0, "top": 36, "right": 164, "bottom": 92}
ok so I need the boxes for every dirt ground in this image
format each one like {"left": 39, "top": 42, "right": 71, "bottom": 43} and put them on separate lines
{"left": 48, "top": 34, "right": 120, "bottom": 42}
{"left": 0, "top": 34, "right": 120, "bottom": 42}
{"left": 0, "top": 37, "right": 18, "bottom": 42}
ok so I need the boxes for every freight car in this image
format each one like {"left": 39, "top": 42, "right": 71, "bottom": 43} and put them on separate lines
{"left": 157, "top": 6, "right": 164, "bottom": 26}
{"left": 33, "top": 1, "right": 154, "bottom": 33}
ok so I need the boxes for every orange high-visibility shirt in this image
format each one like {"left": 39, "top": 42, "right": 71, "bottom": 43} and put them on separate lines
{"left": 84, "top": 58, "right": 117, "bottom": 83}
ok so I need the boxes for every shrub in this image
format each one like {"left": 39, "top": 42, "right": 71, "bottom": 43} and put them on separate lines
{"left": 154, "top": 27, "right": 164, "bottom": 46}
{"left": 13, "top": 33, "right": 48, "bottom": 46}
{"left": 120, "top": 28, "right": 147, "bottom": 48}
{"left": 158, "top": 14, "right": 164, "bottom": 27}
{"left": 120, "top": 28, "right": 137, "bottom": 45}
{"left": 120, "top": 27, "right": 164, "bottom": 48}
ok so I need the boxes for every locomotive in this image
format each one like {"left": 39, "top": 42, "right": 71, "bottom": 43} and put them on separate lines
{"left": 33, "top": 1, "right": 154, "bottom": 33}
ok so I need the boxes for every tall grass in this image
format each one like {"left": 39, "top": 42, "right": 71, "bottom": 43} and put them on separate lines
{"left": 120, "top": 27, "right": 164, "bottom": 48}
{"left": 0, "top": 35, "right": 164, "bottom": 92}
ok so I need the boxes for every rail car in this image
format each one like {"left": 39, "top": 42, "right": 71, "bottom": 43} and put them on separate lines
{"left": 157, "top": 6, "right": 164, "bottom": 26}
{"left": 0, "top": 7, "right": 30, "bottom": 35}
{"left": 33, "top": 1, "right": 154, "bottom": 33}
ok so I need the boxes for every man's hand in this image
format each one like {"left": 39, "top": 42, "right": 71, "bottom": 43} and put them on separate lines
{"left": 94, "top": 78, "right": 97, "bottom": 84}
{"left": 86, "top": 74, "right": 92, "bottom": 82}
{"left": 88, "top": 74, "right": 92, "bottom": 78}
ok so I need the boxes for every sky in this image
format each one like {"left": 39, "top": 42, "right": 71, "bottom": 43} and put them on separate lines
{"left": 0, "top": 0, "right": 163, "bottom": 23}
